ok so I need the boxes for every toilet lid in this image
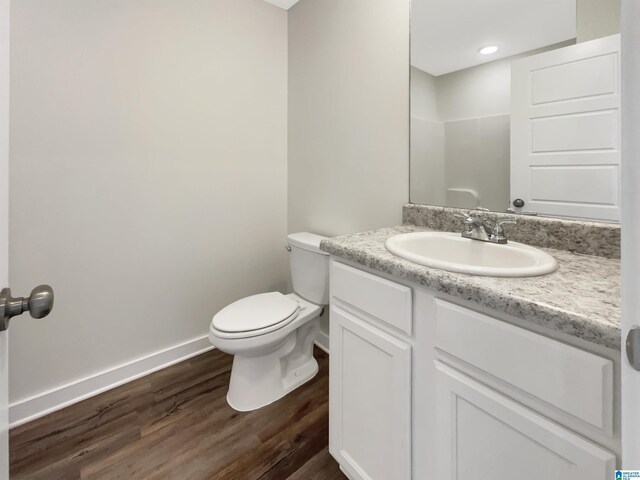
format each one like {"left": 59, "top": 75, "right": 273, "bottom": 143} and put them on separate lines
{"left": 212, "top": 292, "right": 300, "bottom": 333}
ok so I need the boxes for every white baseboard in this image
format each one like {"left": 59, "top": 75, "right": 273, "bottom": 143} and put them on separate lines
{"left": 9, "top": 335, "right": 214, "bottom": 429}
{"left": 315, "top": 328, "right": 330, "bottom": 354}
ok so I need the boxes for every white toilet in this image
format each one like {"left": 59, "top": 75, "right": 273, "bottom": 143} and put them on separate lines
{"left": 208, "top": 232, "right": 329, "bottom": 412}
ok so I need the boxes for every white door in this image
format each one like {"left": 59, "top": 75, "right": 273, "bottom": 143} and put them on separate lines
{"left": 0, "top": 0, "right": 9, "bottom": 475}
{"left": 435, "top": 362, "right": 616, "bottom": 480}
{"left": 329, "top": 306, "right": 411, "bottom": 480}
{"left": 621, "top": 0, "right": 640, "bottom": 468}
{"left": 511, "top": 35, "right": 621, "bottom": 222}
{"left": 0, "top": 1, "right": 57, "bottom": 474}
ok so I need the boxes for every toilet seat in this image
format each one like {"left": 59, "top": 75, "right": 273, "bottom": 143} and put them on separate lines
{"left": 211, "top": 292, "right": 300, "bottom": 339}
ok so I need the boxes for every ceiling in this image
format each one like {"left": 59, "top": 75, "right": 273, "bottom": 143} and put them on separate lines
{"left": 411, "top": 0, "right": 576, "bottom": 76}
{"left": 264, "top": 0, "right": 300, "bottom": 10}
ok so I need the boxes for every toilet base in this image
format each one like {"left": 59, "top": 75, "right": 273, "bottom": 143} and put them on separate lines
{"left": 225, "top": 318, "right": 320, "bottom": 412}
{"left": 226, "top": 356, "right": 319, "bottom": 412}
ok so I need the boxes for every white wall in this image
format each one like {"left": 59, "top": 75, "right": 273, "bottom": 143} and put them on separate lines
{"left": 9, "top": 0, "right": 288, "bottom": 406}
{"left": 287, "top": 0, "right": 410, "bottom": 237}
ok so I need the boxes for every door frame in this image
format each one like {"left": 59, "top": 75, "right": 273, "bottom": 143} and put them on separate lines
{"left": 0, "top": 0, "right": 10, "bottom": 476}
{"left": 621, "top": 0, "right": 640, "bottom": 468}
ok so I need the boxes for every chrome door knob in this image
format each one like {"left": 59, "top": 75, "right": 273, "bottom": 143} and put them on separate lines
{"left": 627, "top": 327, "right": 640, "bottom": 372}
{"left": 0, "top": 285, "right": 54, "bottom": 331}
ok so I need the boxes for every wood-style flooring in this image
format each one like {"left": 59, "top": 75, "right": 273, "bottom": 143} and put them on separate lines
{"left": 10, "top": 347, "right": 346, "bottom": 480}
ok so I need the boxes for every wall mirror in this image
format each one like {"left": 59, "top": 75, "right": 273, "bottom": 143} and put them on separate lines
{"left": 410, "top": 0, "right": 621, "bottom": 222}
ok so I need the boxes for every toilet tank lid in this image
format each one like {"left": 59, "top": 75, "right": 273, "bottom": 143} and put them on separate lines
{"left": 287, "top": 232, "right": 329, "bottom": 255}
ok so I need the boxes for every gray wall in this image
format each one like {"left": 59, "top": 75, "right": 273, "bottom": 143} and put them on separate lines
{"left": 287, "top": 0, "right": 410, "bottom": 237}
{"left": 577, "top": 0, "right": 620, "bottom": 43}
{"left": 411, "top": 66, "right": 438, "bottom": 121}
{"left": 288, "top": 0, "right": 410, "bottom": 342}
{"left": 9, "top": 0, "right": 289, "bottom": 404}
{"left": 10, "top": 0, "right": 413, "bottom": 407}
{"left": 410, "top": 66, "right": 445, "bottom": 206}
{"left": 443, "top": 115, "right": 510, "bottom": 210}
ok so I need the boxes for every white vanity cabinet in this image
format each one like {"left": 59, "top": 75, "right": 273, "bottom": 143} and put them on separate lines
{"left": 329, "top": 262, "right": 413, "bottom": 480}
{"left": 327, "top": 258, "right": 619, "bottom": 480}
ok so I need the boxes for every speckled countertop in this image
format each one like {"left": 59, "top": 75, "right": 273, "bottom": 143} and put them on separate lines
{"left": 320, "top": 225, "right": 621, "bottom": 350}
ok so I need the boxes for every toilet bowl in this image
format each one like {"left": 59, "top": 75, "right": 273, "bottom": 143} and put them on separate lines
{"left": 209, "top": 232, "right": 329, "bottom": 411}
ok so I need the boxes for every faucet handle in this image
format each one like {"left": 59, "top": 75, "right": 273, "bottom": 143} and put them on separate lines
{"left": 490, "top": 218, "right": 517, "bottom": 244}
{"left": 454, "top": 212, "right": 473, "bottom": 223}
{"left": 496, "top": 218, "right": 517, "bottom": 226}
{"left": 454, "top": 212, "right": 478, "bottom": 235}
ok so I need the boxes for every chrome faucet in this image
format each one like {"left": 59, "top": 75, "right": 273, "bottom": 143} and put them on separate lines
{"left": 455, "top": 210, "right": 516, "bottom": 244}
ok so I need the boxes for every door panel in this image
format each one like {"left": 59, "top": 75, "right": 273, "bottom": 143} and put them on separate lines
{"left": 530, "top": 110, "right": 619, "bottom": 152}
{"left": 530, "top": 53, "right": 617, "bottom": 104}
{"left": 530, "top": 165, "right": 618, "bottom": 205}
{"left": 511, "top": 34, "right": 621, "bottom": 221}
{"left": 436, "top": 362, "right": 616, "bottom": 480}
{"left": 329, "top": 306, "right": 411, "bottom": 480}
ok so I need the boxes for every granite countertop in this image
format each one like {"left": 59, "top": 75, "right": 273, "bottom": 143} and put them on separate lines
{"left": 320, "top": 225, "right": 621, "bottom": 351}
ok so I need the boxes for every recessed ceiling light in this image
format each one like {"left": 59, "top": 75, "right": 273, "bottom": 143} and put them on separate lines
{"left": 478, "top": 45, "right": 499, "bottom": 55}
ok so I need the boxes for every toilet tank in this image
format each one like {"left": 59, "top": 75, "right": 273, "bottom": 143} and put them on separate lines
{"left": 287, "top": 232, "right": 330, "bottom": 305}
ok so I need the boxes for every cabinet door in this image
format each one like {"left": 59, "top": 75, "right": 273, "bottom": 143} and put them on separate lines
{"left": 329, "top": 306, "right": 412, "bottom": 480}
{"left": 436, "top": 362, "right": 616, "bottom": 480}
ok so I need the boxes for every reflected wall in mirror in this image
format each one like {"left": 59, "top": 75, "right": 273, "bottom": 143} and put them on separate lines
{"left": 410, "top": 0, "right": 621, "bottom": 222}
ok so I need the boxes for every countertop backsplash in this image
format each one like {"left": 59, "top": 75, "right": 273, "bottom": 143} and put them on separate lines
{"left": 402, "top": 204, "right": 621, "bottom": 259}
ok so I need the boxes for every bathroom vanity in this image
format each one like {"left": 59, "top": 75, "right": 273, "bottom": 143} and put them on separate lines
{"left": 322, "top": 206, "right": 621, "bottom": 480}
{"left": 322, "top": 0, "right": 628, "bottom": 475}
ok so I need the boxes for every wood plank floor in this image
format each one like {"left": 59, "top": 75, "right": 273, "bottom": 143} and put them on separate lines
{"left": 10, "top": 347, "right": 346, "bottom": 480}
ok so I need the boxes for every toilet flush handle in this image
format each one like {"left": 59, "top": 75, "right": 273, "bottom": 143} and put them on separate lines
{"left": 285, "top": 246, "right": 292, "bottom": 252}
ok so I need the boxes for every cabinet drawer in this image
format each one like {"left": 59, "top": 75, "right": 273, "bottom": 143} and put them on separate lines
{"left": 331, "top": 260, "right": 412, "bottom": 335}
{"left": 435, "top": 299, "right": 614, "bottom": 435}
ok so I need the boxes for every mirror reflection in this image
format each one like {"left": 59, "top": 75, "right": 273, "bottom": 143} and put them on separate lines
{"left": 410, "top": 0, "right": 621, "bottom": 222}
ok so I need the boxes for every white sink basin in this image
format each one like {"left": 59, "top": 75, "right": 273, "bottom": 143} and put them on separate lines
{"left": 385, "top": 231, "right": 558, "bottom": 277}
